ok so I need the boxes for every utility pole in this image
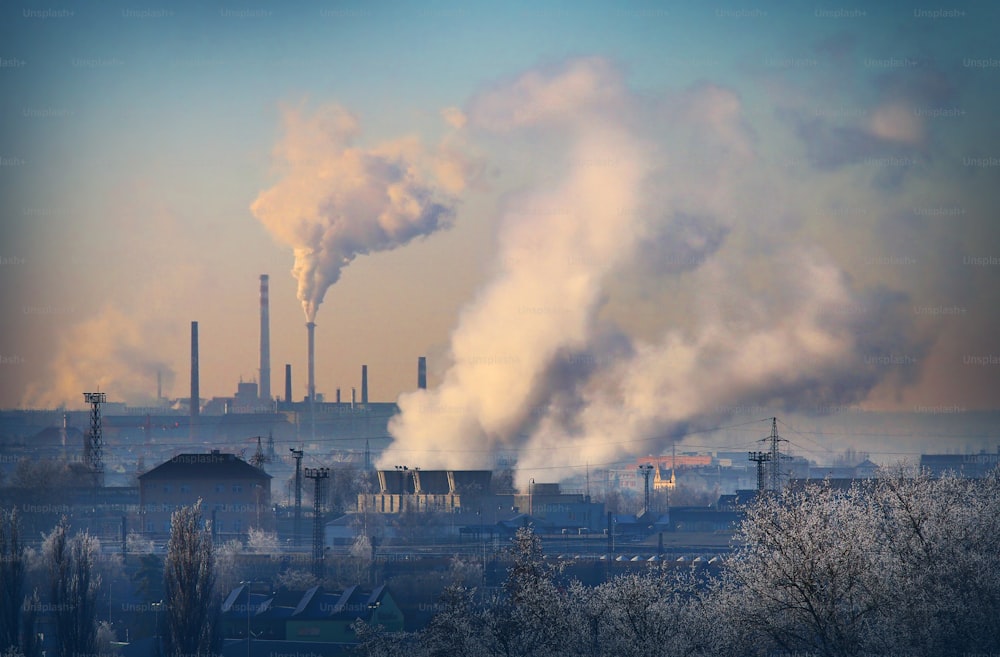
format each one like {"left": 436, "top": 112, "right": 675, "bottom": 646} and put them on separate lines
{"left": 304, "top": 467, "right": 330, "bottom": 579}
{"left": 290, "top": 448, "right": 303, "bottom": 547}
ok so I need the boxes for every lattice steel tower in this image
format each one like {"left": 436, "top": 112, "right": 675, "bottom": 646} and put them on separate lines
{"left": 83, "top": 392, "right": 106, "bottom": 486}
{"left": 748, "top": 451, "right": 772, "bottom": 492}
{"left": 304, "top": 466, "right": 329, "bottom": 579}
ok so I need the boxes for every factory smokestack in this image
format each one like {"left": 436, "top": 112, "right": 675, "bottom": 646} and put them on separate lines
{"left": 306, "top": 322, "right": 316, "bottom": 403}
{"left": 417, "top": 356, "right": 427, "bottom": 390}
{"left": 361, "top": 365, "right": 368, "bottom": 404}
{"left": 259, "top": 274, "right": 271, "bottom": 401}
{"left": 285, "top": 363, "right": 292, "bottom": 403}
{"left": 190, "top": 321, "right": 199, "bottom": 419}
{"left": 336, "top": 388, "right": 341, "bottom": 403}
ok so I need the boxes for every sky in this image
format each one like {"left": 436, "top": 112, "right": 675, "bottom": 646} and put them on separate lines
{"left": 1, "top": 0, "right": 999, "bottom": 474}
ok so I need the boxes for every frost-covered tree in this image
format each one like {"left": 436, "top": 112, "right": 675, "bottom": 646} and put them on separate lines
{"left": 722, "top": 484, "right": 885, "bottom": 657}
{"left": 572, "top": 569, "right": 713, "bottom": 657}
{"left": 163, "top": 500, "right": 218, "bottom": 657}
{"left": 212, "top": 538, "right": 244, "bottom": 597}
{"left": 43, "top": 519, "right": 100, "bottom": 657}
{"left": 18, "top": 590, "right": 41, "bottom": 657}
{"left": 719, "top": 472, "right": 1000, "bottom": 657}
{"left": 245, "top": 527, "right": 279, "bottom": 553}
{"left": 867, "top": 470, "right": 1000, "bottom": 657}
{"left": 475, "top": 526, "right": 579, "bottom": 657}
{"left": 0, "top": 508, "right": 25, "bottom": 653}
{"left": 418, "top": 584, "right": 483, "bottom": 657}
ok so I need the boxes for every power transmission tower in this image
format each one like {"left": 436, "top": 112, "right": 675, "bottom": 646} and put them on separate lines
{"left": 767, "top": 417, "right": 789, "bottom": 492}
{"left": 82, "top": 392, "right": 105, "bottom": 488}
{"left": 304, "top": 467, "right": 329, "bottom": 579}
{"left": 290, "top": 448, "right": 303, "bottom": 547}
{"left": 250, "top": 437, "right": 267, "bottom": 468}
{"left": 750, "top": 417, "right": 789, "bottom": 492}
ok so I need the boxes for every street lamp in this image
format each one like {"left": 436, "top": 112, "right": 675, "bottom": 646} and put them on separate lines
{"left": 151, "top": 600, "right": 162, "bottom": 652}
{"left": 240, "top": 579, "right": 268, "bottom": 657}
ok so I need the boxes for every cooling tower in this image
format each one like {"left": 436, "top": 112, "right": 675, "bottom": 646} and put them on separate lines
{"left": 361, "top": 364, "right": 368, "bottom": 404}
{"left": 259, "top": 274, "right": 271, "bottom": 401}
{"left": 418, "top": 356, "right": 427, "bottom": 389}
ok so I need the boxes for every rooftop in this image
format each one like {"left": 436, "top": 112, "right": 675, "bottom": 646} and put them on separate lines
{"left": 138, "top": 450, "right": 271, "bottom": 481}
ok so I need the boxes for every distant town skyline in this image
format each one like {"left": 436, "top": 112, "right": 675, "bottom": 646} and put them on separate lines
{"left": 2, "top": 1, "right": 998, "bottom": 471}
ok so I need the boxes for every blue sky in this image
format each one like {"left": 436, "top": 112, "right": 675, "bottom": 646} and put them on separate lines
{"left": 2, "top": 0, "right": 999, "bottom": 463}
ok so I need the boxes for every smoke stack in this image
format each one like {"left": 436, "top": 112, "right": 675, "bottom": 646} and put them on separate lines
{"left": 352, "top": 387, "right": 356, "bottom": 406}
{"left": 190, "top": 321, "right": 200, "bottom": 419}
{"left": 259, "top": 274, "right": 271, "bottom": 401}
{"left": 361, "top": 365, "right": 368, "bottom": 404}
{"left": 418, "top": 356, "right": 427, "bottom": 389}
{"left": 336, "top": 388, "right": 341, "bottom": 403}
{"left": 306, "top": 322, "right": 316, "bottom": 403}
{"left": 157, "top": 370, "right": 162, "bottom": 401}
{"left": 284, "top": 363, "right": 292, "bottom": 403}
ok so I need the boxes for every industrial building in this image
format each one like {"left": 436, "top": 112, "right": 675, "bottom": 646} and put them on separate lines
{"left": 138, "top": 450, "right": 272, "bottom": 539}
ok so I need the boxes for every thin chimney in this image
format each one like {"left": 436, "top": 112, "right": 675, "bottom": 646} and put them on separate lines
{"left": 284, "top": 363, "right": 292, "bottom": 403}
{"left": 418, "top": 356, "right": 427, "bottom": 389}
{"left": 306, "top": 322, "right": 316, "bottom": 403}
{"left": 361, "top": 364, "right": 368, "bottom": 404}
{"left": 190, "top": 321, "right": 200, "bottom": 419}
{"left": 259, "top": 274, "right": 271, "bottom": 401}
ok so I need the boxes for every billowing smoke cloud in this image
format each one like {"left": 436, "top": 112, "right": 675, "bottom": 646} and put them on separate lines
{"left": 381, "top": 58, "right": 920, "bottom": 485}
{"left": 251, "top": 103, "right": 463, "bottom": 322}
{"left": 22, "top": 304, "right": 176, "bottom": 408}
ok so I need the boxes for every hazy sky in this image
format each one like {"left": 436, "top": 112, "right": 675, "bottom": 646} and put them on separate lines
{"left": 2, "top": 1, "right": 998, "bottom": 468}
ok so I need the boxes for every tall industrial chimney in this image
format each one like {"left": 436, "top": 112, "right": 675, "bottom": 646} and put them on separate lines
{"left": 259, "top": 274, "right": 271, "bottom": 401}
{"left": 306, "top": 322, "right": 316, "bottom": 403}
{"left": 361, "top": 365, "right": 368, "bottom": 404}
{"left": 190, "top": 321, "right": 200, "bottom": 419}
{"left": 284, "top": 363, "right": 292, "bottom": 403}
{"left": 418, "top": 356, "right": 427, "bottom": 389}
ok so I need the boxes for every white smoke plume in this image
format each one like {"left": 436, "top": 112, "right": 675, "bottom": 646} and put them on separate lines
{"left": 382, "top": 58, "right": 917, "bottom": 486}
{"left": 22, "top": 304, "right": 176, "bottom": 409}
{"left": 251, "top": 103, "right": 463, "bottom": 322}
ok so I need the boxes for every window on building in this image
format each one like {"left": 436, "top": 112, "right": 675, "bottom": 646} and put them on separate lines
{"left": 232, "top": 484, "right": 243, "bottom": 493}
{"left": 233, "top": 519, "right": 242, "bottom": 532}
{"left": 215, "top": 484, "right": 225, "bottom": 493}
{"left": 179, "top": 484, "right": 191, "bottom": 494}
{"left": 146, "top": 521, "right": 153, "bottom": 532}
{"left": 163, "top": 484, "right": 171, "bottom": 493}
